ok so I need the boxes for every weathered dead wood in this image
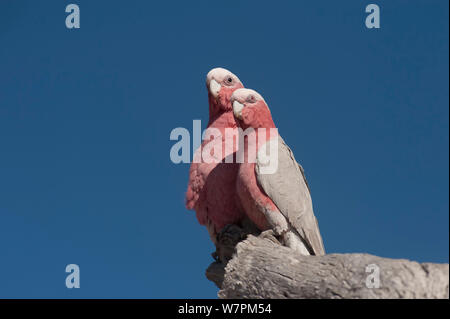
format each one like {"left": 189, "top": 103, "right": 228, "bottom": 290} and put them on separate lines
{"left": 206, "top": 228, "right": 449, "bottom": 299}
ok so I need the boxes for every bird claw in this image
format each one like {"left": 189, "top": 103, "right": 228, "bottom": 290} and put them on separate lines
{"left": 258, "top": 230, "right": 281, "bottom": 244}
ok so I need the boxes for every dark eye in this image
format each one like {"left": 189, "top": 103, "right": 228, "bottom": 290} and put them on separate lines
{"left": 227, "top": 77, "right": 233, "bottom": 83}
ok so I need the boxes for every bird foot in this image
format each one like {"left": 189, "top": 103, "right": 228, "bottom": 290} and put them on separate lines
{"left": 258, "top": 230, "right": 282, "bottom": 245}
{"left": 214, "top": 223, "right": 274, "bottom": 263}
{"left": 214, "top": 224, "right": 249, "bottom": 263}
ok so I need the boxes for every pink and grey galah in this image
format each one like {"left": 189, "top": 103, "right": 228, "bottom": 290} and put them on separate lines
{"left": 185, "top": 68, "right": 245, "bottom": 243}
{"left": 231, "top": 88, "right": 325, "bottom": 255}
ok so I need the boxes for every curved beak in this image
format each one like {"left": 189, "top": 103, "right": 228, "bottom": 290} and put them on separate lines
{"left": 233, "top": 100, "right": 244, "bottom": 119}
{"left": 209, "top": 79, "right": 221, "bottom": 98}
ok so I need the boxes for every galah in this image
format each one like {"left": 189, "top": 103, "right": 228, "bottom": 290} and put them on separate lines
{"left": 185, "top": 68, "right": 245, "bottom": 243}
{"left": 231, "top": 88, "right": 325, "bottom": 255}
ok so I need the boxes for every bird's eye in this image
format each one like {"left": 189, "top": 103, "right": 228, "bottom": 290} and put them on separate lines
{"left": 226, "top": 77, "right": 233, "bottom": 84}
{"left": 247, "top": 95, "right": 256, "bottom": 103}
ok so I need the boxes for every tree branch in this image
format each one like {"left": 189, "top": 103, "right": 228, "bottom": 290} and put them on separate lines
{"left": 206, "top": 229, "right": 449, "bottom": 299}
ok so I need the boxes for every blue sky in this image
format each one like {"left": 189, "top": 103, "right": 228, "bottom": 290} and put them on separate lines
{"left": 0, "top": 0, "right": 448, "bottom": 298}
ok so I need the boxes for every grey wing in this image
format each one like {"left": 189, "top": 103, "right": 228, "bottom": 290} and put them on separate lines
{"left": 298, "top": 163, "right": 310, "bottom": 194}
{"left": 255, "top": 136, "right": 325, "bottom": 255}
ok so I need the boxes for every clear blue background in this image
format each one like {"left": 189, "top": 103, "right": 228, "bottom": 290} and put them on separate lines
{"left": 0, "top": 0, "right": 448, "bottom": 298}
